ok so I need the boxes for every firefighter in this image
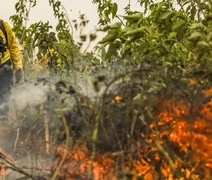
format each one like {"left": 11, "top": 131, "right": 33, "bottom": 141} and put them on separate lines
{"left": 0, "top": 19, "right": 23, "bottom": 118}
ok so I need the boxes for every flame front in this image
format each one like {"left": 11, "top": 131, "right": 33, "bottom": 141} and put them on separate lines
{"left": 51, "top": 88, "right": 212, "bottom": 180}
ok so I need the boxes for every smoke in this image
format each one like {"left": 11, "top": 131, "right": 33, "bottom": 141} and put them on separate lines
{"left": 0, "top": 78, "right": 59, "bottom": 179}
{"left": 0, "top": 103, "right": 8, "bottom": 115}
{"left": 0, "top": 70, "right": 110, "bottom": 179}
{"left": 9, "top": 72, "right": 106, "bottom": 109}
{"left": 10, "top": 81, "right": 52, "bottom": 111}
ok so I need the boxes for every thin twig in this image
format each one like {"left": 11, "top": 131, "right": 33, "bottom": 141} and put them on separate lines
{"left": 0, "top": 152, "right": 39, "bottom": 180}
{"left": 13, "top": 128, "right": 20, "bottom": 151}
{"left": 88, "top": 101, "right": 103, "bottom": 180}
{"left": 60, "top": 4, "right": 74, "bottom": 35}
{"left": 155, "top": 142, "right": 176, "bottom": 172}
{"left": 50, "top": 109, "right": 70, "bottom": 180}
{"left": 44, "top": 112, "right": 50, "bottom": 154}
{"left": 116, "top": 15, "right": 126, "bottom": 27}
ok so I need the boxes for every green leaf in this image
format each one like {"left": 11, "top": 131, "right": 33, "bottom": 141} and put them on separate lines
{"left": 31, "top": 1, "right": 37, "bottom": 7}
{"left": 110, "top": 22, "right": 122, "bottom": 29}
{"left": 80, "top": 34, "right": 87, "bottom": 42}
{"left": 197, "top": 41, "right": 209, "bottom": 48}
{"left": 156, "top": 1, "right": 167, "bottom": 11}
{"left": 190, "top": 7, "right": 197, "bottom": 19}
{"left": 190, "top": 23, "right": 205, "bottom": 30}
{"left": 208, "top": 32, "right": 212, "bottom": 41}
{"left": 183, "top": 0, "right": 191, "bottom": 6}
{"left": 123, "top": 27, "right": 147, "bottom": 37}
{"left": 172, "top": 20, "right": 186, "bottom": 33}
{"left": 168, "top": 32, "right": 177, "bottom": 40}
{"left": 199, "top": 2, "right": 209, "bottom": 10}
{"left": 97, "top": 26, "right": 110, "bottom": 32}
{"left": 188, "top": 32, "right": 203, "bottom": 40}
{"left": 105, "top": 43, "right": 117, "bottom": 60}
{"left": 172, "top": 20, "right": 186, "bottom": 41}
{"left": 121, "top": 27, "right": 133, "bottom": 34}
{"left": 112, "top": 3, "right": 118, "bottom": 19}
{"left": 99, "top": 30, "right": 119, "bottom": 44}
{"left": 188, "top": 51, "right": 192, "bottom": 60}
{"left": 89, "top": 33, "right": 97, "bottom": 41}
{"left": 160, "top": 10, "right": 176, "bottom": 20}
{"left": 121, "top": 12, "right": 143, "bottom": 23}
{"left": 128, "top": 22, "right": 138, "bottom": 29}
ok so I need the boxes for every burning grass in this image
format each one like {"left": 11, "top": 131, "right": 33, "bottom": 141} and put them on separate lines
{"left": 49, "top": 86, "right": 212, "bottom": 179}
{"left": 1, "top": 75, "right": 212, "bottom": 179}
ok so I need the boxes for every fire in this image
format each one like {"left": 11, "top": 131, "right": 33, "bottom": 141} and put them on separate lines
{"left": 0, "top": 148, "right": 13, "bottom": 176}
{"left": 53, "top": 141, "right": 117, "bottom": 180}
{"left": 156, "top": 88, "right": 212, "bottom": 179}
{"left": 112, "top": 95, "right": 123, "bottom": 103}
{"left": 1, "top": 84, "right": 212, "bottom": 179}
{"left": 51, "top": 86, "right": 212, "bottom": 180}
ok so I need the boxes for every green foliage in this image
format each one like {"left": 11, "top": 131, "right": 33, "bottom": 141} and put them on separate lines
{"left": 49, "top": 0, "right": 73, "bottom": 41}
{"left": 10, "top": 0, "right": 36, "bottom": 42}
{"left": 92, "top": 0, "right": 118, "bottom": 25}
{"left": 10, "top": 0, "right": 83, "bottom": 75}
{"left": 95, "top": 1, "right": 212, "bottom": 75}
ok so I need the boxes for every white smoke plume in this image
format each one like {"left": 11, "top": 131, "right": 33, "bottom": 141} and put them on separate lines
{"left": 0, "top": 71, "right": 109, "bottom": 179}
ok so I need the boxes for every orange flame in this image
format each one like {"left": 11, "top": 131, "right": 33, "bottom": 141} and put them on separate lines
{"left": 51, "top": 87, "right": 212, "bottom": 179}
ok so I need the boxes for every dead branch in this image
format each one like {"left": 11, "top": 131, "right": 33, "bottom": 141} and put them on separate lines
{"left": 50, "top": 109, "right": 70, "bottom": 180}
{"left": 0, "top": 152, "right": 44, "bottom": 180}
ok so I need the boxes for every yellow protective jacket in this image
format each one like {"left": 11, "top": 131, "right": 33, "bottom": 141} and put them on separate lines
{"left": 0, "top": 20, "right": 23, "bottom": 70}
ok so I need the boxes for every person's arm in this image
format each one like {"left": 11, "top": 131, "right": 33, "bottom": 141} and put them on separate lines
{"left": 3, "top": 21, "right": 23, "bottom": 70}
